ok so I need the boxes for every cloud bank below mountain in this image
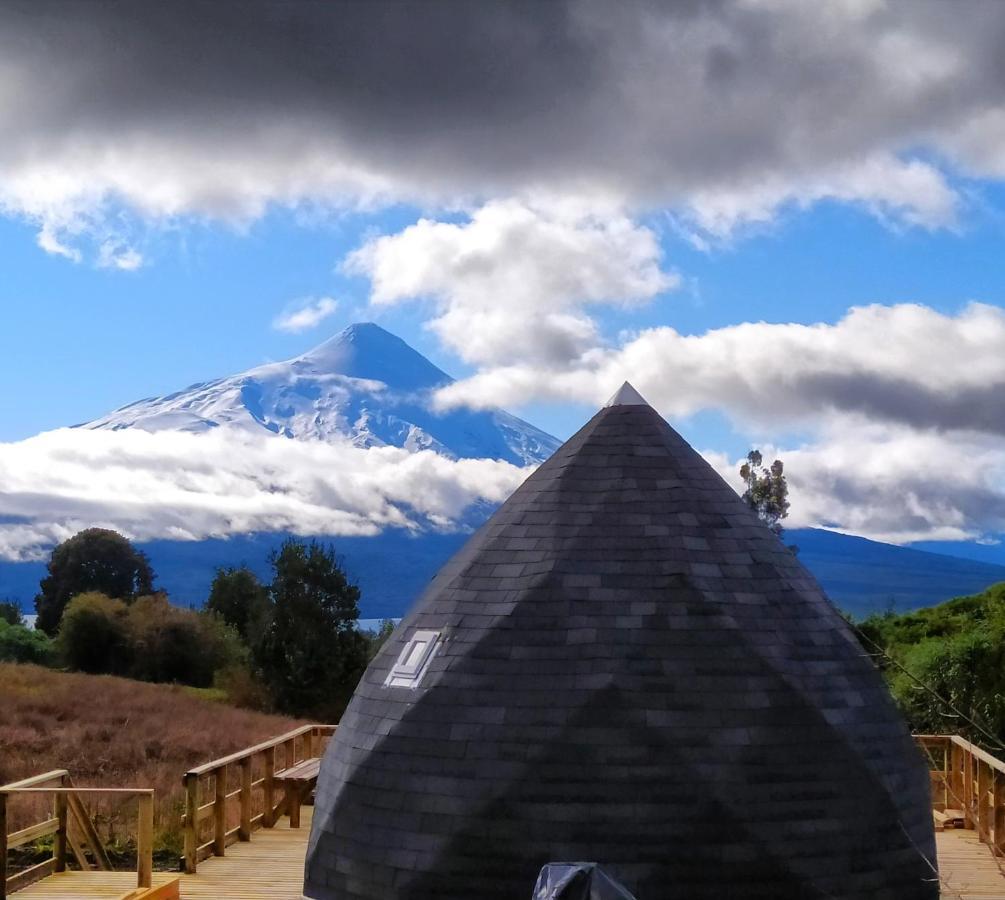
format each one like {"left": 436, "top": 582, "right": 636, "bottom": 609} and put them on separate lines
{"left": 0, "top": 428, "right": 526, "bottom": 562}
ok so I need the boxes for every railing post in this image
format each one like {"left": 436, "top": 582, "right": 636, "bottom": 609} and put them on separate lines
{"left": 979, "top": 759, "right": 992, "bottom": 840}
{"left": 214, "top": 766, "right": 227, "bottom": 856}
{"left": 941, "top": 738, "right": 950, "bottom": 809}
{"left": 263, "top": 748, "right": 275, "bottom": 828}
{"left": 965, "top": 745, "right": 976, "bottom": 828}
{"left": 136, "top": 793, "right": 153, "bottom": 889}
{"left": 995, "top": 772, "right": 1005, "bottom": 855}
{"left": 950, "top": 742, "right": 963, "bottom": 810}
{"left": 239, "top": 757, "right": 252, "bottom": 841}
{"left": 1, "top": 792, "right": 9, "bottom": 900}
{"left": 54, "top": 792, "right": 68, "bottom": 873}
{"left": 184, "top": 773, "right": 199, "bottom": 874}
{"left": 285, "top": 738, "right": 295, "bottom": 771}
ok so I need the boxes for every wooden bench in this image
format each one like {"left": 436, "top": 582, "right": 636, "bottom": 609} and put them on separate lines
{"left": 276, "top": 758, "right": 321, "bottom": 828}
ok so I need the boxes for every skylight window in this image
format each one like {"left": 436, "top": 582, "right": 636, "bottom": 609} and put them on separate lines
{"left": 384, "top": 629, "right": 441, "bottom": 688}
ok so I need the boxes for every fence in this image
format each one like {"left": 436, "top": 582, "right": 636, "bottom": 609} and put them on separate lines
{"left": 0, "top": 769, "right": 152, "bottom": 899}
{"left": 181, "top": 723, "right": 334, "bottom": 873}
{"left": 916, "top": 733, "right": 1005, "bottom": 854}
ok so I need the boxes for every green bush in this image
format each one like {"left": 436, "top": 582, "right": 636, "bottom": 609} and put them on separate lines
{"left": 0, "top": 599, "right": 23, "bottom": 626}
{"left": 57, "top": 592, "right": 131, "bottom": 674}
{"left": 127, "top": 595, "right": 247, "bottom": 688}
{"left": 256, "top": 538, "right": 368, "bottom": 720}
{"left": 857, "top": 581, "right": 1005, "bottom": 742}
{"left": 0, "top": 619, "right": 55, "bottom": 665}
{"left": 206, "top": 566, "right": 271, "bottom": 646}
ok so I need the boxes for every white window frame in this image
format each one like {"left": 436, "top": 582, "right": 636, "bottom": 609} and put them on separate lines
{"left": 384, "top": 629, "right": 441, "bottom": 689}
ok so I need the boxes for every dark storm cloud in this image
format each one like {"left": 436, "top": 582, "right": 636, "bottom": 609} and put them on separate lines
{"left": 5, "top": 0, "right": 1005, "bottom": 226}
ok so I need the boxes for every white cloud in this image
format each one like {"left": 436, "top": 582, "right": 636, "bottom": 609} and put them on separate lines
{"left": 97, "top": 240, "right": 143, "bottom": 271}
{"left": 2, "top": 413, "right": 1003, "bottom": 560}
{"left": 36, "top": 224, "right": 81, "bottom": 262}
{"left": 706, "top": 423, "right": 1005, "bottom": 545}
{"left": 435, "top": 302, "right": 1005, "bottom": 439}
{"left": 683, "top": 154, "right": 960, "bottom": 239}
{"left": 346, "top": 200, "right": 678, "bottom": 366}
{"left": 0, "top": 428, "right": 527, "bottom": 563}
{"left": 273, "top": 296, "right": 340, "bottom": 333}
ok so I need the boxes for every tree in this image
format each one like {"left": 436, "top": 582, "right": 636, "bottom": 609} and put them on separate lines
{"left": 35, "top": 528, "right": 155, "bottom": 635}
{"left": 0, "top": 619, "right": 53, "bottom": 665}
{"left": 739, "top": 450, "right": 790, "bottom": 537}
{"left": 206, "top": 566, "right": 271, "bottom": 646}
{"left": 256, "top": 539, "right": 368, "bottom": 719}
{"left": 0, "top": 599, "right": 23, "bottom": 626}
{"left": 56, "top": 592, "right": 131, "bottom": 674}
{"left": 365, "top": 619, "right": 397, "bottom": 662}
{"left": 127, "top": 593, "right": 246, "bottom": 687}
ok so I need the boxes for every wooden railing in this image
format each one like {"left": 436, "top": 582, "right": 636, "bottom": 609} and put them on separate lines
{"left": 0, "top": 770, "right": 153, "bottom": 899}
{"left": 181, "top": 723, "right": 334, "bottom": 873}
{"left": 916, "top": 734, "right": 1005, "bottom": 855}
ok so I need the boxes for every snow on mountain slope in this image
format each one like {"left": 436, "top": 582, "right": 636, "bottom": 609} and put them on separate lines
{"left": 81, "top": 323, "right": 559, "bottom": 465}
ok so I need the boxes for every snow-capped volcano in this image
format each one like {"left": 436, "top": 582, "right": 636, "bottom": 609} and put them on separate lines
{"left": 82, "top": 323, "right": 559, "bottom": 465}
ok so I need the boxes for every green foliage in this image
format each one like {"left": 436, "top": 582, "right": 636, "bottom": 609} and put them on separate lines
{"left": 256, "top": 538, "right": 368, "bottom": 720}
{"left": 0, "top": 619, "right": 55, "bottom": 665}
{"left": 57, "top": 592, "right": 131, "bottom": 674}
{"left": 857, "top": 582, "right": 1005, "bottom": 743}
{"left": 35, "top": 528, "right": 156, "bottom": 635}
{"left": 55, "top": 591, "right": 246, "bottom": 688}
{"left": 31, "top": 530, "right": 373, "bottom": 714}
{"left": 126, "top": 594, "right": 247, "bottom": 688}
{"left": 213, "top": 663, "right": 273, "bottom": 711}
{"left": 205, "top": 566, "right": 271, "bottom": 646}
{"left": 0, "top": 599, "right": 23, "bottom": 626}
{"left": 365, "top": 619, "right": 397, "bottom": 661}
{"left": 739, "top": 450, "right": 790, "bottom": 537}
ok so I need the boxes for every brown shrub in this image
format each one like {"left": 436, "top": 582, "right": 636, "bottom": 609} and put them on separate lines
{"left": 0, "top": 662, "right": 306, "bottom": 850}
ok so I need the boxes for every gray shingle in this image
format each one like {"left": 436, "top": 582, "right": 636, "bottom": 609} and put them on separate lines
{"left": 305, "top": 396, "right": 937, "bottom": 900}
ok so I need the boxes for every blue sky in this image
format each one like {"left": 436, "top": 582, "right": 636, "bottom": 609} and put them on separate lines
{"left": 8, "top": 189, "right": 1005, "bottom": 446}
{"left": 5, "top": 1, "right": 1005, "bottom": 558}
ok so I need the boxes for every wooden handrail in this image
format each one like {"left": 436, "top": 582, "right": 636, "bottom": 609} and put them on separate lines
{"left": 920, "top": 735, "right": 1005, "bottom": 775}
{"left": 0, "top": 771, "right": 69, "bottom": 791}
{"left": 915, "top": 733, "right": 1005, "bottom": 859}
{"left": 186, "top": 724, "right": 328, "bottom": 776}
{"left": 4, "top": 788, "right": 154, "bottom": 796}
{"left": 0, "top": 776, "right": 152, "bottom": 900}
{"left": 181, "top": 723, "right": 335, "bottom": 873}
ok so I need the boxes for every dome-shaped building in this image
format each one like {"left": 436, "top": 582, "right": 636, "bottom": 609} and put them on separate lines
{"left": 304, "top": 386, "right": 937, "bottom": 900}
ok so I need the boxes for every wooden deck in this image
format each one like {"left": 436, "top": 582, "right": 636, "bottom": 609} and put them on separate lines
{"left": 938, "top": 829, "right": 1005, "bottom": 899}
{"left": 14, "top": 808, "right": 312, "bottom": 900}
{"left": 8, "top": 808, "right": 1004, "bottom": 899}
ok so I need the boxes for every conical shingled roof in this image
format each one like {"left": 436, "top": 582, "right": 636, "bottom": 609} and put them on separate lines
{"left": 305, "top": 388, "right": 937, "bottom": 900}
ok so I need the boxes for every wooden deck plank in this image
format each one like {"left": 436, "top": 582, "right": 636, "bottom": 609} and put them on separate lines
{"left": 13, "top": 810, "right": 1005, "bottom": 900}
{"left": 939, "top": 829, "right": 1005, "bottom": 899}
{"left": 14, "top": 809, "right": 312, "bottom": 900}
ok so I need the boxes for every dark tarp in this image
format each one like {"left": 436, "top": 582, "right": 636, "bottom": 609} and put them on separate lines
{"left": 533, "top": 863, "right": 638, "bottom": 900}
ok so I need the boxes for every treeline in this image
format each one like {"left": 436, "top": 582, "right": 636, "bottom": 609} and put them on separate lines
{"left": 857, "top": 581, "right": 1005, "bottom": 743}
{"left": 0, "top": 528, "right": 394, "bottom": 722}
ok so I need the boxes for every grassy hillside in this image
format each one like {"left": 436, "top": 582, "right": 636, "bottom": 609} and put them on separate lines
{"left": 0, "top": 663, "right": 305, "bottom": 853}
{"left": 858, "top": 581, "right": 1005, "bottom": 743}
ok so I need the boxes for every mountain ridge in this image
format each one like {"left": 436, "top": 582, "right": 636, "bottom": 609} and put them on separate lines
{"left": 7, "top": 323, "right": 1003, "bottom": 621}
{"left": 5, "top": 527, "right": 1005, "bottom": 622}
{"left": 81, "top": 322, "right": 560, "bottom": 466}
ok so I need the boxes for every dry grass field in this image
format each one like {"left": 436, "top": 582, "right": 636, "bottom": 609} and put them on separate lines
{"left": 0, "top": 662, "right": 305, "bottom": 856}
